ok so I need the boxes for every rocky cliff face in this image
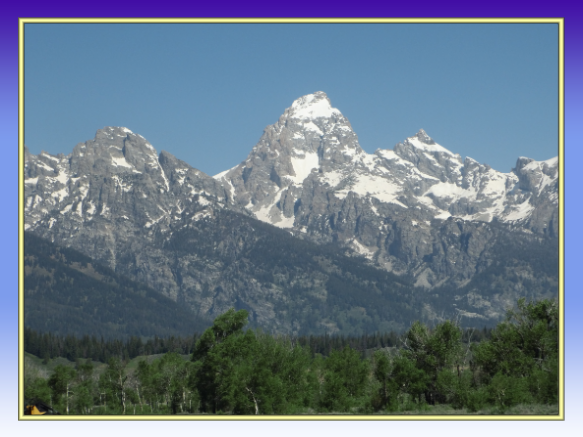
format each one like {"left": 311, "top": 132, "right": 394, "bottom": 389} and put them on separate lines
{"left": 25, "top": 127, "right": 247, "bottom": 301}
{"left": 215, "top": 92, "right": 559, "bottom": 287}
{"left": 23, "top": 93, "right": 559, "bottom": 333}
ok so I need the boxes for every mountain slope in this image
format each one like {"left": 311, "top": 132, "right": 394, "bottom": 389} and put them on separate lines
{"left": 24, "top": 232, "right": 211, "bottom": 339}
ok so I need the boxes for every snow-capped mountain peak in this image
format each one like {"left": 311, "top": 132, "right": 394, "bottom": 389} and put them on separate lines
{"left": 287, "top": 91, "right": 341, "bottom": 120}
{"left": 24, "top": 126, "right": 237, "bottom": 238}
{"left": 211, "top": 92, "right": 369, "bottom": 229}
{"left": 405, "top": 129, "right": 457, "bottom": 157}
{"left": 207, "top": 93, "right": 558, "bottom": 246}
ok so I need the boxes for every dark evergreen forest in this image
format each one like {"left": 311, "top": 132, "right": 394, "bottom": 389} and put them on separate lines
{"left": 24, "top": 232, "right": 212, "bottom": 339}
{"left": 23, "top": 326, "right": 492, "bottom": 364}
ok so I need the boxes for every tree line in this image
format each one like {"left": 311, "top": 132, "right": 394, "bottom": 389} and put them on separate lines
{"left": 24, "top": 325, "right": 491, "bottom": 366}
{"left": 24, "top": 298, "right": 556, "bottom": 415}
{"left": 24, "top": 328, "right": 199, "bottom": 364}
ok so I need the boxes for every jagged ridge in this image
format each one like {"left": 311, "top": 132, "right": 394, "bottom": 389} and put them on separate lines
{"left": 23, "top": 92, "right": 559, "bottom": 332}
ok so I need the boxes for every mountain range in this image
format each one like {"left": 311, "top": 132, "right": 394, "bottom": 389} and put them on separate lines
{"left": 23, "top": 92, "right": 559, "bottom": 336}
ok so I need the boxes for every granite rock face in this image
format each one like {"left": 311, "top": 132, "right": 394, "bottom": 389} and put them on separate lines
{"left": 25, "top": 127, "right": 243, "bottom": 301}
{"left": 215, "top": 92, "right": 559, "bottom": 287}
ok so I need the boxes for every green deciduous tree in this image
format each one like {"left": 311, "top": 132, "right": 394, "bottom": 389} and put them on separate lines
{"left": 319, "top": 345, "right": 369, "bottom": 412}
{"left": 192, "top": 308, "right": 249, "bottom": 361}
{"left": 399, "top": 320, "right": 466, "bottom": 405}
{"left": 48, "top": 365, "right": 76, "bottom": 414}
{"left": 24, "top": 376, "right": 52, "bottom": 408}
{"left": 152, "top": 352, "right": 198, "bottom": 414}
{"left": 391, "top": 354, "right": 429, "bottom": 407}
{"left": 193, "top": 308, "right": 252, "bottom": 413}
{"left": 72, "top": 359, "right": 95, "bottom": 414}
{"left": 135, "top": 359, "right": 156, "bottom": 413}
{"left": 372, "top": 350, "right": 394, "bottom": 410}
{"left": 472, "top": 298, "right": 558, "bottom": 407}
{"left": 99, "top": 357, "right": 129, "bottom": 414}
{"left": 194, "top": 308, "right": 316, "bottom": 415}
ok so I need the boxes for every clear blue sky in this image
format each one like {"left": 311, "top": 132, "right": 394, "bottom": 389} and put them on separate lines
{"left": 24, "top": 23, "right": 558, "bottom": 175}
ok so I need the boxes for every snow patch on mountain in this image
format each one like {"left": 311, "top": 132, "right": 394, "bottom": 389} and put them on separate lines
{"left": 319, "top": 170, "right": 345, "bottom": 187}
{"left": 288, "top": 152, "right": 319, "bottom": 184}
{"left": 197, "top": 196, "right": 212, "bottom": 207}
{"left": 86, "top": 202, "right": 96, "bottom": 215}
{"left": 303, "top": 121, "right": 324, "bottom": 135}
{"left": 425, "top": 181, "right": 472, "bottom": 200}
{"left": 504, "top": 201, "right": 536, "bottom": 222}
{"left": 336, "top": 174, "right": 406, "bottom": 207}
{"left": 173, "top": 168, "right": 189, "bottom": 185}
{"left": 479, "top": 173, "right": 509, "bottom": 197}
{"left": 405, "top": 133, "right": 455, "bottom": 156}
{"left": 522, "top": 156, "right": 558, "bottom": 171}
{"left": 33, "top": 160, "right": 54, "bottom": 173}
{"left": 522, "top": 157, "right": 558, "bottom": 193}
{"left": 213, "top": 169, "right": 230, "bottom": 179}
{"left": 350, "top": 239, "right": 376, "bottom": 259}
{"left": 52, "top": 186, "right": 69, "bottom": 203}
{"left": 111, "top": 155, "right": 133, "bottom": 169}
{"left": 55, "top": 171, "right": 69, "bottom": 185}
{"left": 275, "top": 213, "right": 295, "bottom": 229}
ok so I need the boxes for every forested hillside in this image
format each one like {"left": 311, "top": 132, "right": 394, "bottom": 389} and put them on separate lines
{"left": 24, "top": 232, "right": 212, "bottom": 339}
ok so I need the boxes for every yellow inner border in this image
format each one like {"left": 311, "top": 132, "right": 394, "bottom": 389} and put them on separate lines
{"left": 18, "top": 17, "right": 565, "bottom": 421}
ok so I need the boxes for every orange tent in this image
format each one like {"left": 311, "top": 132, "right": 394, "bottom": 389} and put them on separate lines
{"left": 24, "top": 399, "right": 59, "bottom": 415}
